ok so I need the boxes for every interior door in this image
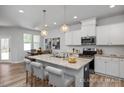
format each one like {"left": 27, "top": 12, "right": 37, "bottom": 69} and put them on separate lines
{"left": 0, "top": 38, "right": 10, "bottom": 61}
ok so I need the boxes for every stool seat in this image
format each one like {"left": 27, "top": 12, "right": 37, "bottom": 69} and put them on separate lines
{"left": 30, "top": 62, "right": 49, "bottom": 86}
{"left": 45, "top": 66, "right": 63, "bottom": 75}
{"left": 31, "top": 62, "right": 42, "bottom": 68}
{"left": 31, "top": 62, "right": 44, "bottom": 79}
{"left": 46, "top": 66, "right": 74, "bottom": 87}
{"left": 24, "top": 59, "right": 32, "bottom": 85}
{"left": 24, "top": 59, "right": 32, "bottom": 73}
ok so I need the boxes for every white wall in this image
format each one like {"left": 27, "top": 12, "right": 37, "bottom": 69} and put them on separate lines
{"left": 0, "top": 26, "right": 42, "bottom": 62}
{"left": 43, "top": 14, "right": 124, "bottom": 56}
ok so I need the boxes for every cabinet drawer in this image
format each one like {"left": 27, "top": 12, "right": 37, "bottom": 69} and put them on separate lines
{"left": 111, "top": 58, "right": 120, "bottom": 62}
{"left": 120, "top": 58, "right": 124, "bottom": 61}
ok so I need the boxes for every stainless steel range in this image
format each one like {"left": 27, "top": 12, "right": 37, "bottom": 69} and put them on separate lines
{"left": 79, "top": 48, "right": 97, "bottom": 73}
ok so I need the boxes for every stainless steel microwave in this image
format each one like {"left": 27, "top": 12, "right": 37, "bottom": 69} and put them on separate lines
{"left": 81, "top": 36, "right": 96, "bottom": 45}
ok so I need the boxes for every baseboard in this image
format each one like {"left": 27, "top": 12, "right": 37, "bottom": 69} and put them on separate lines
{"left": 95, "top": 72, "right": 124, "bottom": 80}
{"left": 0, "top": 60, "right": 24, "bottom": 64}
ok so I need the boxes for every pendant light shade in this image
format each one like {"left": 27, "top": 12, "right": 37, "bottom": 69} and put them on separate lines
{"left": 41, "top": 10, "right": 48, "bottom": 37}
{"left": 41, "top": 29, "right": 48, "bottom": 36}
{"left": 60, "top": 24, "right": 69, "bottom": 32}
{"left": 60, "top": 5, "right": 69, "bottom": 32}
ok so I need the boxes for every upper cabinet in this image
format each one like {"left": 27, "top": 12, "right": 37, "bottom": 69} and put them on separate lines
{"left": 97, "top": 25, "right": 111, "bottom": 45}
{"left": 110, "top": 23, "right": 124, "bottom": 45}
{"left": 65, "top": 18, "right": 96, "bottom": 45}
{"left": 65, "top": 30, "right": 81, "bottom": 45}
{"left": 97, "top": 22, "right": 124, "bottom": 45}
{"left": 72, "top": 30, "right": 82, "bottom": 45}
{"left": 81, "top": 18, "right": 96, "bottom": 37}
{"left": 65, "top": 31, "right": 73, "bottom": 45}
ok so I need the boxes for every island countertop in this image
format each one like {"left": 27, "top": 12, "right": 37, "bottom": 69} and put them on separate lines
{"left": 27, "top": 54, "right": 93, "bottom": 70}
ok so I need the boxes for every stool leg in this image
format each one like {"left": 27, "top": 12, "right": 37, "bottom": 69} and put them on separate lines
{"left": 35, "top": 76, "right": 37, "bottom": 86}
{"left": 31, "top": 73, "right": 33, "bottom": 87}
{"left": 26, "top": 71, "right": 28, "bottom": 84}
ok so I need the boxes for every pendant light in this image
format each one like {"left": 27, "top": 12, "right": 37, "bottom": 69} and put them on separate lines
{"left": 41, "top": 10, "right": 48, "bottom": 36}
{"left": 60, "top": 5, "right": 70, "bottom": 32}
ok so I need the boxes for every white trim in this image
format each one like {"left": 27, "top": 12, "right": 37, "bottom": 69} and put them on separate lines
{"left": 0, "top": 60, "right": 24, "bottom": 64}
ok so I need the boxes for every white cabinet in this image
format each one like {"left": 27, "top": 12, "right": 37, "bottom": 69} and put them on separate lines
{"left": 105, "top": 58, "right": 111, "bottom": 75}
{"left": 72, "top": 30, "right": 81, "bottom": 45}
{"left": 81, "top": 18, "right": 96, "bottom": 37}
{"left": 110, "top": 23, "right": 124, "bottom": 45}
{"left": 95, "top": 56, "right": 121, "bottom": 78}
{"left": 65, "top": 18, "right": 96, "bottom": 45}
{"left": 96, "top": 22, "right": 124, "bottom": 45}
{"left": 65, "top": 32, "right": 73, "bottom": 45}
{"left": 81, "top": 25, "right": 96, "bottom": 37}
{"left": 95, "top": 57, "right": 106, "bottom": 74}
{"left": 81, "top": 26, "right": 88, "bottom": 37}
{"left": 96, "top": 25, "right": 110, "bottom": 45}
{"left": 120, "top": 59, "right": 124, "bottom": 78}
{"left": 110, "top": 58, "right": 120, "bottom": 77}
{"left": 65, "top": 30, "right": 81, "bottom": 45}
{"left": 95, "top": 57, "right": 111, "bottom": 75}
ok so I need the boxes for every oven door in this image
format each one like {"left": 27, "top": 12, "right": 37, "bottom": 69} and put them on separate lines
{"left": 81, "top": 37, "right": 96, "bottom": 45}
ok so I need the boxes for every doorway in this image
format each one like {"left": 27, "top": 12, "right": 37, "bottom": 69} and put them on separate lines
{"left": 0, "top": 38, "right": 10, "bottom": 61}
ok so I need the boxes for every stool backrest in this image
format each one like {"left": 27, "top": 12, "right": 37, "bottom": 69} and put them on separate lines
{"left": 31, "top": 62, "right": 44, "bottom": 79}
{"left": 24, "top": 59, "right": 32, "bottom": 72}
{"left": 46, "top": 66, "right": 65, "bottom": 87}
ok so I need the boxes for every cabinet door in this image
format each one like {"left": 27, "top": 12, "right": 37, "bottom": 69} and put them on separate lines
{"left": 95, "top": 57, "right": 106, "bottom": 74}
{"left": 81, "top": 26, "right": 88, "bottom": 37}
{"left": 105, "top": 58, "right": 111, "bottom": 76}
{"left": 87, "top": 25, "right": 96, "bottom": 36}
{"left": 110, "top": 23, "right": 124, "bottom": 45}
{"left": 65, "top": 32, "right": 73, "bottom": 45}
{"left": 72, "top": 31, "right": 81, "bottom": 45}
{"left": 96, "top": 26, "right": 111, "bottom": 45}
{"left": 110, "top": 58, "right": 120, "bottom": 77}
{"left": 120, "top": 59, "right": 124, "bottom": 78}
{"left": 81, "top": 25, "right": 95, "bottom": 37}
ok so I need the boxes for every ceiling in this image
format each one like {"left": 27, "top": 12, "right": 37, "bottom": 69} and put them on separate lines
{"left": 0, "top": 5, "right": 124, "bottom": 31}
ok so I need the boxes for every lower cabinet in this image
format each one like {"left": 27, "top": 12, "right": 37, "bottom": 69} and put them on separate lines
{"left": 110, "top": 59, "right": 120, "bottom": 77}
{"left": 120, "top": 59, "right": 124, "bottom": 78}
{"left": 95, "top": 57, "right": 106, "bottom": 74}
{"left": 95, "top": 56, "right": 124, "bottom": 78}
{"left": 105, "top": 61, "right": 111, "bottom": 76}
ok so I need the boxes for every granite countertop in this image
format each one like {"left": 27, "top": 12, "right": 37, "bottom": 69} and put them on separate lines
{"left": 28, "top": 54, "right": 93, "bottom": 70}
{"left": 95, "top": 54, "right": 124, "bottom": 59}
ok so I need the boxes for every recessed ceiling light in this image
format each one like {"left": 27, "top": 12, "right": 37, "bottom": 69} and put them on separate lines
{"left": 73, "top": 16, "right": 78, "bottom": 19}
{"left": 19, "top": 10, "right": 24, "bottom": 13}
{"left": 54, "top": 22, "right": 57, "bottom": 25}
{"left": 109, "top": 5, "right": 115, "bottom": 8}
{"left": 35, "top": 27, "right": 39, "bottom": 30}
{"left": 45, "top": 24, "right": 48, "bottom": 27}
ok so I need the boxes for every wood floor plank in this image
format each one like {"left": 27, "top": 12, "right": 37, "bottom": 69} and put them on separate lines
{"left": 0, "top": 63, "right": 124, "bottom": 87}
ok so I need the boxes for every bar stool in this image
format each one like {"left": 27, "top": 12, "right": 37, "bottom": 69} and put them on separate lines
{"left": 31, "top": 62, "right": 47, "bottom": 86}
{"left": 46, "top": 66, "right": 74, "bottom": 87}
{"left": 24, "top": 59, "right": 32, "bottom": 84}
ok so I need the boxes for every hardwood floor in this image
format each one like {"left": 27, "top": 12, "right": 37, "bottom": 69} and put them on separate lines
{"left": 90, "top": 74, "right": 124, "bottom": 87}
{"left": 0, "top": 63, "right": 124, "bottom": 87}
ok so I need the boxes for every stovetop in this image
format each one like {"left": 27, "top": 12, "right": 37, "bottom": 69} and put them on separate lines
{"left": 79, "top": 55, "right": 94, "bottom": 59}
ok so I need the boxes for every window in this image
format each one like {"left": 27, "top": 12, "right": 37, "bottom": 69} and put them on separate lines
{"left": 33, "top": 35, "right": 40, "bottom": 49}
{"left": 24, "top": 34, "right": 32, "bottom": 51}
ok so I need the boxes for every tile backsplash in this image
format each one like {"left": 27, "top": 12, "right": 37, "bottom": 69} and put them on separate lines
{"left": 64, "top": 45, "right": 124, "bottom": 56}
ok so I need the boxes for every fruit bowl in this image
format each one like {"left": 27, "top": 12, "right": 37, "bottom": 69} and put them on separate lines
{"left": 68, "top": 57, "right": 77, "bottom": 63}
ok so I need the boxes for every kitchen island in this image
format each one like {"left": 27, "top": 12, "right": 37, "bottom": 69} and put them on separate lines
{"left": 27, "top": 54, "right": 93, "bottom": 87}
